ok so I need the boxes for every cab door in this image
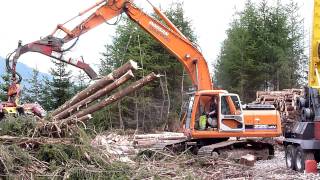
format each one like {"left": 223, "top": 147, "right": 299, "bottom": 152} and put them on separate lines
{"left": 218, "top": 94, "right": 244, "bottom": 132}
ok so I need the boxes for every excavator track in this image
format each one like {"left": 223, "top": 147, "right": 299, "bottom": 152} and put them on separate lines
{"left": 197, "top": 139, "right": 274, "bottom": 160}
{"left": 134, "top": 133, "right": 275, "bottom": 161}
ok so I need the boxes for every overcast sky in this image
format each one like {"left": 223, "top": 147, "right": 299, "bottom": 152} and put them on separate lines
{"left": 0, "top": 0, "right": 314, "bottom": 75}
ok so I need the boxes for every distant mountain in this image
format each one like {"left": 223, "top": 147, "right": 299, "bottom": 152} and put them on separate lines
{"left": 0, "top": 57, "right": 50, "bottom": 87}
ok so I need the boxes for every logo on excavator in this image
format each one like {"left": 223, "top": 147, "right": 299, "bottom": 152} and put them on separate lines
{"left": 149, "top": 21, "right": 169, "bottom": 39}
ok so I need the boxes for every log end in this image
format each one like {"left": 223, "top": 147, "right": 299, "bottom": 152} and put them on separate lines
{"left": 127, "top": 70, "right": 135, "bottom": 77}
{"left": 128, "top": 60, "right": 139, "bottom": 70}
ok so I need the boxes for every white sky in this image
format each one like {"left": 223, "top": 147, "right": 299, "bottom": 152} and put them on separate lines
{"left": 0, "top": 0, "right": 314, "bottom": 75}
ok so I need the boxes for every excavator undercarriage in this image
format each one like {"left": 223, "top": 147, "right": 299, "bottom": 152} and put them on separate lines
{"left": 134, "top": 134, "right": 275, "bottom": 161}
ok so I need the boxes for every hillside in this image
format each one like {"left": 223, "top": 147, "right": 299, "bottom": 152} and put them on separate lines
{"left": 0, "top": 57, "right": 49, "bottom": 85}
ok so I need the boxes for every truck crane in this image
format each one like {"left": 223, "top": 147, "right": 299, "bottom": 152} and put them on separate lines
{"left": 284, "top": 0, "right": 320, "bottom": 173}
{"left": 3, "top": 0, "right": 282, "bottom": 157}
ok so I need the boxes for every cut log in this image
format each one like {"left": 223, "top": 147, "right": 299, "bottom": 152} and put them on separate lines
{"left": 134, "top": 133, "right": 186, "bottom": 140}
{"left": 57, "top": 114, "right": 93, "bottom": 127}
{"left": 52, "top": 60, "right": 138, "bottom": 116}
{"left": 61, "top": 72, "right": 158, "bottom": 121}
{"left": 239, "top": 154, "right": 256, "bottom": 167}
{"left": 54, "top": 70, "right": 134, "bottom": 120}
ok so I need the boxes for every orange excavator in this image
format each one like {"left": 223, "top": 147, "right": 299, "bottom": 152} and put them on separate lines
{"left": 4, "top": 0, "right": 282, "bottom": 156}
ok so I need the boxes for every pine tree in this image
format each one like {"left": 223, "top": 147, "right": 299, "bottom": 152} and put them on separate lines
{"left": 24, "top": 68, "right": 42, "bottom": 103}
{"left": 39, "top": 77, "right": 53, "bottom": 111}
{"left": 72, "top": 70, "right": 89, "bottom": 94}
{"left": 0, "top": 73, "right": 10, "bottom": 101}
{"left": 98, "top": 2, "right": 196, "bottom": 130}
{"left": 49, "top": 60, "right": 73, "bottom": 110}
{"left": 215, "top": 0, "right": 306, "bottom": 102}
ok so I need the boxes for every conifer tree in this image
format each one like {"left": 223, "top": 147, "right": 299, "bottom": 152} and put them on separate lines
{"left": 0, "top": 73, "right": 10, "bottom": 101}
{"left": 49, "top": 60, "right": 73, "bottom": 110}
{"left": 98, "top": 2, "right": 196, "bottom": 130}
{"left": 24, "top": 68, "right": 42, "bottom": 103}
{"left": 215, "top": 0, "right": 306, "bottom": 102}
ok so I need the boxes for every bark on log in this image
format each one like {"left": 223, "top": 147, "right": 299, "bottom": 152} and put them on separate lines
{"left": 134, "top": 133, "right": 186, "bottom": 140}
{"left": 58, "top": 114, "right": 93, "bottom": 127}
{"left": 52, "top": 60, "right": 138, "bottom": 116}
{"left": 54, "top": 71, "right": 134, "bottom": 120}
{"left": 60, "top": 72, "right": 158, "bottom": 123}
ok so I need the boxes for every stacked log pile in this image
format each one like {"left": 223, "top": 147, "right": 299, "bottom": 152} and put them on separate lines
{"left": 254, "top": 89, "right": 303, "bottom": 132}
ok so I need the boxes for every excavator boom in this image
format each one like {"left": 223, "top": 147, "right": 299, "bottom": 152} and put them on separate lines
{"left": 54, "top": 0, "right": 212, "bottom": 90}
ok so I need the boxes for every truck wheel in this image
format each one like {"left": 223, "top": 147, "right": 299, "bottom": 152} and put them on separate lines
{"left": 285, "top": 145, "right": 295, "bottom": 170}
{"left": 294, "top": 146, "right": 315, "bottom": 172}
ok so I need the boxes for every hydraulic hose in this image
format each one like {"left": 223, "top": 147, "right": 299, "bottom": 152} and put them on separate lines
{"left": 5, "top": 51, "right": 22, "bottom": 84}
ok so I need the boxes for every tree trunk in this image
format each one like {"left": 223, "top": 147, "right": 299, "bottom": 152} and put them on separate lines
{"left": 164, "top": 72, "right": 171, "bottom": 128}
{"left": 135, "top": 91, "right": 139, "bottom": 131}
{"left": 180, "top": 69, "right": 185, "bottom": 114}
{"left": 54, "top": 70, "right": 134, "bottom": 120}
{"left": 159, "top": 74, "right": 165, "bottom": 124}
{"left": 118, "top": 101, "right": 124, "bottom": 130}
{"left": 58, "top": 73, "right": 158, "bottom": 124}
{"left": 277, "top": 70, "right": 280, "bottom": 91}
{"left": 52, "top": 60, "right": 138, "bottom": 116}
{"left": 142, "top": 100, "right": 146, "bottom": 132}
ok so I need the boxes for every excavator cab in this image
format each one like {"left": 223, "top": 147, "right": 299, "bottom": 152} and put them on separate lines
{"left": 192, "top": 92, "right": 244, "bottom": 132}
{"left": 182, "top": 90, "right": 281, "bottom": 139}
{"left": 219, "top": 94, "right": 244, "bottom": 132}
{"left": 183, "top": 91, "right": 244, "bottom": 134}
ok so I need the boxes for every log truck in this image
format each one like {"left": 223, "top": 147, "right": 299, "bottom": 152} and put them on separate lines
{"left": 284, "top": 0, "right": 320, "bottom": 172}
{"left": 3, "top": 0, "right": 282, "bottom": 156}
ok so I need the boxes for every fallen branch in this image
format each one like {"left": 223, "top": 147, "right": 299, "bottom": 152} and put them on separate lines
{"left": 0, "top": 135, "right": 74, "bottom": 146}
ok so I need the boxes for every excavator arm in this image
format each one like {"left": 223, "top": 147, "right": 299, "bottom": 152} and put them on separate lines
{"left": 58, "top": 0, "right": 212, "bottom": 90}
{"left": 6, "top": 1, "right": 116, "bottom": 84}
{"left": 11, "top": 0, "right": 212, "bottom": 91}
{"left": 7, "top": 36, "right": 98, "bottom": 83}
{"left": 123, "top": 2, "right": 212, "bottom": 90}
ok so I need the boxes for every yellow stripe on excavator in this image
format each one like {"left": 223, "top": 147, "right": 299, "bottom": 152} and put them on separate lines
{"left": 309, "top": 0, "right": 320, "bottom": 88}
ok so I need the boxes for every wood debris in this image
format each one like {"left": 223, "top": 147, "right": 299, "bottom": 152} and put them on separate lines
{"left": 240, "top": 154, "right": 256, "bottom": 166}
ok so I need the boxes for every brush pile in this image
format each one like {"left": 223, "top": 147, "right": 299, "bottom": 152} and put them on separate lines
{"left": 0, "top": 117, "right": 319, "bottom": 179}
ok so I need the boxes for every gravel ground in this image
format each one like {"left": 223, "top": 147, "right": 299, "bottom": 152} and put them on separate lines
{"left": 94, "top": 133, "right": 320, "bottom": 179}
{"left": 252, "top": 151, "right": 320, "bottom": 180}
